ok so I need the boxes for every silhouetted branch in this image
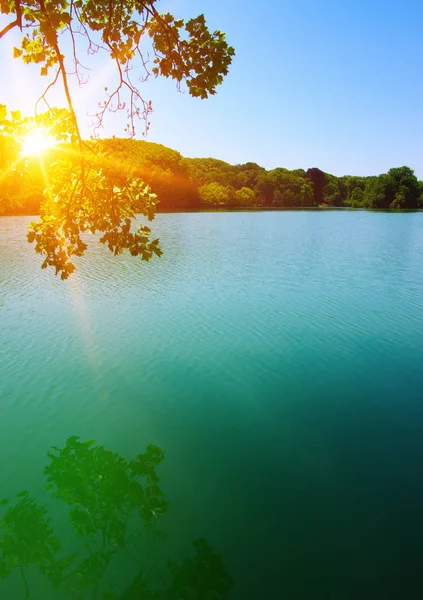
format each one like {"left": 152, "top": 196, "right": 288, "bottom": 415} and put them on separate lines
{"left": 35, "top": 69, "right": 60, "bottom": 113}
{"left": 0, "top": 19, "right": 18, "bottom": 39}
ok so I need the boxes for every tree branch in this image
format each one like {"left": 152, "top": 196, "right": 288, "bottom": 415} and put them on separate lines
{"left": 0, "top": 19, "right": 18, "bottom": 39}
{"left": 35, "top": 68, "right": 60, "bottom": 113}
{"left": 91, "top": 41, "right": 152, "bottom": 137}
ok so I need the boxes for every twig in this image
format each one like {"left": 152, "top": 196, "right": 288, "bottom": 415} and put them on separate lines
{"left": 0, "top": 19, "right": 18, "bottom": 39}
{"left": 35, "top": 68, "right": 60, "bottom": 114}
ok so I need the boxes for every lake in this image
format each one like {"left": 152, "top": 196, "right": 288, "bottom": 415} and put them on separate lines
{"left": 1, "top": 210, "right": 423, "bottom": 599}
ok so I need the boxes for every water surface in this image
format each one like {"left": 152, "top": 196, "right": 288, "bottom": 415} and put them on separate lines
{"left": 1, "top": 211, "right": 423, "bottom": 599}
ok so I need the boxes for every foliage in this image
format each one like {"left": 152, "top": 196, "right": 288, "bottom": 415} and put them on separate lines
{"left": 305, "top": 167, "right": 326, "bottom": 206}
{"left": 184, "top": 157, "right": 241, "bottom": 189}
{"left": 235, "top": 186, "right": 255, "bottom": 206}
{"left": 386, "top": 166, "right": 421, "bottom": 209}
{"left": 347, "top": 186, "right": 364, "bottom": 208}
{"left": 26, "top": 144, "right": 163, "bottom": 280}
{"left": 0, "top": 105, "right": 72, "bottom": 215}
{"left": 254, "top": 172, "right": 276, "bottom": 206}
{"left": 2, "top": 128, "right": 422, "bottom": 220}
{"left": 0, "top": 113, "right": 195, "bottom": 279}
{"left": 270, "top": 168, "right": 314, "bottom": 207}
{"left": 95, "top": 138, "right": 199, "bottom": 210}
{"left": 1, "top": 0, "right": 235, "bottom": 130}
{"left": 199, "top": 181, "right": 231, "bottom": 205}
{"left": 0, "top": 0, "right": 235, "bottom": 277}
{"left": 2, "top": 116, "right": 422, "bottom": 235}
{"left": 323, "top": 175, "right": 342, "bottom": 207}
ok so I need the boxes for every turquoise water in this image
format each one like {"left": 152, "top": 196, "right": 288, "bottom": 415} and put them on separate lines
{"left": 1, "top": 211, "right": 423, "bottom": 599}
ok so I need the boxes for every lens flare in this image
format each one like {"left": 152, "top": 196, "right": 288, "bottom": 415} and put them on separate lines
{"left": 20, "top": 130, "right": 57, "bottom": 156}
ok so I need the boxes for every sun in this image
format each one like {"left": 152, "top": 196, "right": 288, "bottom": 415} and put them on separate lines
{"left": 20, "top": 129, "right": 58, "bottom": 157}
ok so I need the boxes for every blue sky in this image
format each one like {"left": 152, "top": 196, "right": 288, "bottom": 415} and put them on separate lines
{"left": 1, "top": 0, "right": 423, "bottom": 177}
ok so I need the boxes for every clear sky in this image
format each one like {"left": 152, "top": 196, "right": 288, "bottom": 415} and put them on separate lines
{"left": 1, "top": 0, "right": 423, "bottom": 177}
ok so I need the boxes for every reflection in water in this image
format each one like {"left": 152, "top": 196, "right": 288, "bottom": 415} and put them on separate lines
{"left": 0, "top": 437, "right": 233, "bottom": 599}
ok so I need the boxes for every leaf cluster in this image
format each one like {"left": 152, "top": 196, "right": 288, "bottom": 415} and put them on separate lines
{"left": 27, "top": 152, "right": 162, "bottom": 279}
{"left": 1, "top": 0, "right": 234, "bottom": 135}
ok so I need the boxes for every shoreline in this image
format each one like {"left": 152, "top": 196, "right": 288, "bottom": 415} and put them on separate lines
{"left": 2, "top": 206, "right": 423, "bottom": 217}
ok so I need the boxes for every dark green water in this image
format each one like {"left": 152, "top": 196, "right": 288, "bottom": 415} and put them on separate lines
{"left": 1, "top": 211, "right": 423, "bottom": 599}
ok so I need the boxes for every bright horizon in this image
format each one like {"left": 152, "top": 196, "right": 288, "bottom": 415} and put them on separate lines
{"left": 1, "top": 0, "right": 422, "bottom": 178}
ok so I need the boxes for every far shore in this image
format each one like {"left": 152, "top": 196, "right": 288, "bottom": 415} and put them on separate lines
{"left": 2, "top": 206, "right": 423, "bottom": 218}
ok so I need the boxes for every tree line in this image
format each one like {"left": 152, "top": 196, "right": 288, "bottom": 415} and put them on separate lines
{"left": 1, "top": 137, "right": 422, "bottom": 215}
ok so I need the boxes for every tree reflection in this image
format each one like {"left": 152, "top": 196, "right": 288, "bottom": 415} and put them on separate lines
{"left": 0, "top": 492, "right": 59, "bottom": 599}
{"left": 0, "top": 437, "right": 233, "bottom": 599}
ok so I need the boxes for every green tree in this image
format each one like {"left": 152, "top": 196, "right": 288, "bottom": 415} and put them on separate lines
{"left": 348, "top": 186, "right": 365, "bottom": 208}
{"left": 360, "top": 168, "right": 421, "bottom": 209}
{"left": 340, "top": 175, "right": 367, "bottom": 206}
{"left": 300, "top": 178, "right": 315, "bottom": 206}
{"left": 235, "top": 186, "right": 256, "bottom": 206}
{"left": 234, "top": 162, "right": 264, "bottom": 190}
{"left": 305, "top": 168, "right": 326, "bottom": 206}
{"left": 182, "top": 157, "right": 239, "bottom": 190}
{"left": 0, "top": 1, "right": 234, "bottom": 277}
{"left": 271, "top": 169, "right": 314, "bottom": 207}
{"left": 386, "top": 166, "right": 421, "bottom": 209}
{"left": 198, "top": 182, "right": 230, "bottom": 205}
{"left": 362, "top": 175, "right": 390, "bottom": 209}
{"left": 254, "top": 172, "right": 277, "bottom": 206}
{"left": 95, "top": 139, "right": 200, "bottom": 210}
{"left": 323, "top": 175, "right": 342, "bottom": 206}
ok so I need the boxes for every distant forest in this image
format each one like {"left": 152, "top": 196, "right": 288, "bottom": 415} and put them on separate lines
{"left": 1, "top": 137, "right": 422, "bottom": 214}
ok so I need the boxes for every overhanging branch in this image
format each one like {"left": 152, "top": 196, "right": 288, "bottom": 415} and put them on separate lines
{"left": 0, "top": 19, "right": 18, "bottom": 39}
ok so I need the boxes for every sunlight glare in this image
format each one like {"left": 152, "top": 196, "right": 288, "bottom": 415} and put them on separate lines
{"left": 20, "top": 130, "right": 57, "bottom": 156}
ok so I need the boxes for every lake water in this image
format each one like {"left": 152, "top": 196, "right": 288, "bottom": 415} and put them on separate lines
{"left": 1, "top": 211, "right": 423, "bottom": 599}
